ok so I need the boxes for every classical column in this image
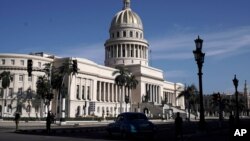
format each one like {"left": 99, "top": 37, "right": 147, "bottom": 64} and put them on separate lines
{"left": 150, "top": 84, "right": 152, "bottom": 102}
{"left": 104, "top": 82, "right": 106, "bottom": 102}
{"left": 85, "top": 102, "right": 89, "bottom": 116}
{"left": 98, "top": 81, "right": 101, "bottom": 101}
{"left": 115, "top": 45, "right": 118, "bottom": 58}
{"left": 107, "top": 83, "right": 110, "bottom": 102}
{"left": 157, "top": 86, "right": 160, "bottom": 104}
{"left": 111, "top": 84, "right": 113, "bottom": 102}
{"left": 101, "top": 82, "right": 104, "bottom": 101}
{"left": 117, "top": 85, "right": 120, "bottom": 102}
{"left": 133, "top": 44, "right": 136, "bottom": 58}
{"left": 139, "top": 45, "right": 142, "bottom": 58}
{"left": 119, "top": 44, "right": 122, "bottom": 58}
{"left": 84, "top": 79, "right": 87, "bottom": 100}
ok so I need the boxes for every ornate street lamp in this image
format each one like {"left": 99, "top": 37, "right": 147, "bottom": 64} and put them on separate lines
{"left": 193, "top": 36, "right": 205, "bottom": 130}
{"left": 232, "top": 74, "right": 239, "bottom": 124}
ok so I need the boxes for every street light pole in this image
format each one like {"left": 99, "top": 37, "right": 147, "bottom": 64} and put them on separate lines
{"left": 193, "top": 36, "right": 206, "bottom": 130}
{"left": 232, "top": 75, "right": 239, "bottom": 125}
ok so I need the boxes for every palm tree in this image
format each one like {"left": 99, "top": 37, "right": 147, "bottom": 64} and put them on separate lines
{"left": 36, "top": 75, "right": 50, "bottom": 113}
{"left": 0, "top": 71, "right": 12, "bottom": 117}
{"left": 112, "top": 66, "right": 129, "bottom": 114}
{"left": 54, "top": 59, "right": 77, "bottom": 122}
{"left": 125, "top": 74, "right": 138, "bottom": 112}
{"left": 177, "top": 84, "right": 198, "bottom": 121}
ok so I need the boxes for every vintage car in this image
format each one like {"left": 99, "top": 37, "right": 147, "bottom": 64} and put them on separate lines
{"left": 106, "top": 112, "right": 156, "bottom": 139}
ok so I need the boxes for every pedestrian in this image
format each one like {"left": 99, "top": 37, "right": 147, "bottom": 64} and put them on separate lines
{"left": 14, "top": 112, "right": 20, "bottom": 131}
{"left": 175, "top": 112, "right": 183, "bottom": 141}
{"left": 46, "top": 112, "right": 51, "bottom": 134}
{"left": 51, "top": 113, "right": 55, "bottom": 124}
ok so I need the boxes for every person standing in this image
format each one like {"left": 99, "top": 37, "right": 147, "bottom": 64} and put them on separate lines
{"left": 175, "top": 112, "right": 183, "bottom": 141}
{"left": 46, "top": 112, "right": 51, "bottom": 133}
{"left": 14, "top": 112, "right": 20, "bottom": 131}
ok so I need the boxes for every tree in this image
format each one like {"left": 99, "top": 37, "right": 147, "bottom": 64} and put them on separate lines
{"left": 112, "top": 66, "right": 129, "bottom": 113}
{"left": 36, "top": 75, "right": 51, "bottom": 111}
{"left": 52, "top": 59, "right": 77, "bottom": 122}
{"left": 125, "top": 74, "right": 138, "bottom": 112}
{"left": 0, "top": 71, "right": 12, "bottom": 117}
{"left": 177, "top": 84, "right": 198, "bottom": 121}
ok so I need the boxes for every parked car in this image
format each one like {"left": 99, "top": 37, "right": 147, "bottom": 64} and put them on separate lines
{"left": 107, "top": 112, "right": 156, "bottom": 139}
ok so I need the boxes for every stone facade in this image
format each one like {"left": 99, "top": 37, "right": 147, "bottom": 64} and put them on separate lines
{"left": 0, "top": 0, "right": 185, "bottom": 119}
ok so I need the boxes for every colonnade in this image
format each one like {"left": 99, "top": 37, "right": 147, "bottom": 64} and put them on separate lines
{"left": 163, "top": 91, "right": 175, "bottom": 105}
{"left": 96, "top": 81, "right": 130, "bottom": 103}
{"left": 145, "top": 84, "right": 160, "bottom": 104}
{"left": 75, "top": 78, "right": 94, "bottom": 101}
{"left": 105, "top": 44, "right": 148, "bottom": 59}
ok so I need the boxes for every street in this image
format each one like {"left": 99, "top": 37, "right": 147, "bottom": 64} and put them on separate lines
{"left": 0, "top": 119, "right": 249, "bottom": 141}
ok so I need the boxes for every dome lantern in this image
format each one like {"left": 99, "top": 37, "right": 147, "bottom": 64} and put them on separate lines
{"left": 123, "top": 0, "right": 131, "bottom": 9}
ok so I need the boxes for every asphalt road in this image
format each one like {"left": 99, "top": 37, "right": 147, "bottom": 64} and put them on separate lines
{"left": 0, "top": 119, "right": 249, "bottom": 141}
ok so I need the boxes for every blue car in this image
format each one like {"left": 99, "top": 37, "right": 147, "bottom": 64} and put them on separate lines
{"left": 107, "top": 112, "right": 156, "bottom": 139}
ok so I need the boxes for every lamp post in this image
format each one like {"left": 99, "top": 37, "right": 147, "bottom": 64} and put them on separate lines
{"left": 232, "top": 75, "right": 239, "bottom": 125}
{"left": 193, "top": 36, "right": 205, "bottom": 130}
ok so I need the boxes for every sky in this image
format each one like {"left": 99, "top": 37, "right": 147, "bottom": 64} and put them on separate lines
{"left": 0, "top": 0, "right": 250, "bottom": 94}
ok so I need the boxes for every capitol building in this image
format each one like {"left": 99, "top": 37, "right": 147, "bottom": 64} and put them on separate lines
{"left": 0, "top": 0, "right": 185, "bottom": 119}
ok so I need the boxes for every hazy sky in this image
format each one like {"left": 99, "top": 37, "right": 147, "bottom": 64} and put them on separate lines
{"left": 0, "top": 0, "right": 250, "bottom": 94}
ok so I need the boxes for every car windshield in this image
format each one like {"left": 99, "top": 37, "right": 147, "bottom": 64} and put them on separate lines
{"left": 126, "top": 114, "right": 148, "bottom": 120}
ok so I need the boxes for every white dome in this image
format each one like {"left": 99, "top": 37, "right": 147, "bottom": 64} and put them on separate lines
{"left": 111, "top": 9, "right": 143, "bottom": 29}
{"left": 110, "top": 0, "right": 143, "bottom": 30}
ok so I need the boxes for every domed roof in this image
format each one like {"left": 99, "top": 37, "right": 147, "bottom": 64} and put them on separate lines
{"left": 110, "top": 0, "right": 143, "bottom": 29}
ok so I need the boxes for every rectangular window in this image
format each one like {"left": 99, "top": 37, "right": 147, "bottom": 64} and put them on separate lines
{"left": 0, "top": 88, "right": 3, "bottom": 98}
{"left": 82, "top": 86, "right": 85, "bottom": 100}
{"left": 11, "top": 59, "right": 15, "bottom": 65}
{"left": 2, "top": 59, "right": 5, "bottom": 65}
{"left": 87, "top": 86, "right": 90, "bottom": 100}
{"left": 123, "top": 31, "right": 126, "bottom": 37}
{"left": 130, "top": 31, "right": 133, "bottom": 37}
{"left": 76, "top": 85, "right": 80, "bottom": 100}
{"left": 117, "top": 32, "right": 120, "bottom": 38}
{"left": 19, "top": 75, "right": 23, "bottom": 81}
{"left": 20, "top": 60, "right": 24, "bottom": 66}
